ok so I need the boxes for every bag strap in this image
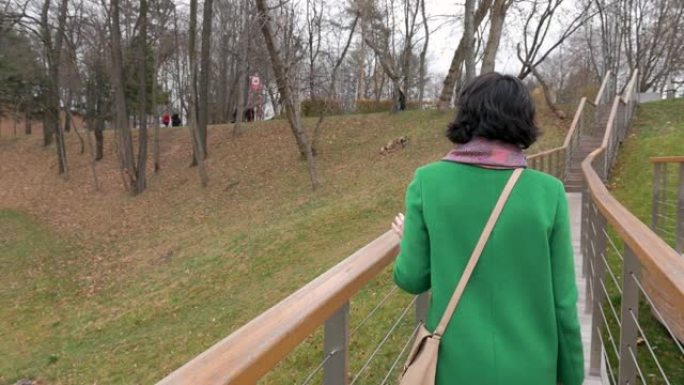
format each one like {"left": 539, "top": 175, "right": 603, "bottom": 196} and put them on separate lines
{"left": 433, "top": 168, "right": 524, "bottom": 338}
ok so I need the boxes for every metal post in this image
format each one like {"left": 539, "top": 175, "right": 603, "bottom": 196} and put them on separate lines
{"left": 589, "top": 203, "right": 607, "bottom": 376}
{"left": 581, "top": 188, "right": 589, "bottom": 278}
{"left": 563, "top": 148, "right": 569, "bottom": 182}
{"left": 415, "top": 292, "right": 430, "bottom": 326}
{"left": 618, "top": 246, "right": 640, "bottom": 385}
{"left": 324, "top": 303, "right": 349, "bottom": 385}
{"left": 652, "top": 163, "right": 662, "bottom": 233}
{"left": 677, "top": 163, "right": 684, "bottom": 254}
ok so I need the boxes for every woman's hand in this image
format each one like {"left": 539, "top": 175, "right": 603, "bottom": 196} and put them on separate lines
{"left": 392, "top": 213, "right": 405, "bottom": 238}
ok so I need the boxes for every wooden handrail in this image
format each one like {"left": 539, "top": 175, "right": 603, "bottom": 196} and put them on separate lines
{"left": 527, "top": 148, "right": 561, "bottom": 159}
{"left": 156, "top": 231, "right": 399, "bottom": 385}
{"left": 601, "top": 97, "right": 621, "bottom": 148}
{"left": 582, "top": 151, "right": 684, "bottom": 340}
{"left": 650, "top": 156, "right": 684, "bottom": 164}
{"left": 594, "top": 71, "right": 613, "bottom": 105}
{"left": 621, "top": 71, "right": 638, "bottom": 104}
{"left": 583, "top": 70, "right": 684, "bottom": 341}
{"left": 528, "top": 96, "right": 590, "bottom": 162}
{"left": 563, "top": 97, "right": 587, "bottom": 148}
{"left": 527, "top": 73, "right": 608, "bottom": 166}
{"left": 155, "top": 72, "right": 616, "bottom": 384}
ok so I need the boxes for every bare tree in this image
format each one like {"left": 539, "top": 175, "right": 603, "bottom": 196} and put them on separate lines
{"left": 359, "top": 0, "right": 419, "bottom": 112}
{"left": 437, "top": 0, "right": 492, "bottom": 109}
{"left": 135, "top": 0, "right": 149, "bottom": 193}
{"left": 187, "top": 0, "right": 209, "bottom": 186}
{"left": 514, "top": 0, "right": 592, "bottom": 118}
{"left": 193, "top": 0, "right": 214, "bottom": 164}
{"left": 463, "top": 0, "right": 475, "bottom": 82}
{"left": 417, "top": 0, "right": 428, "bottom": 105}
{"left": 311, "top": 12, "right": 360, "bottom": 154}
{"left": 40, "top": 0, "right": 69, "bottom": 175}
{"left": 622, "top": 0, "right": 684, "bottom": 91}
{"left": 255, "top": 0, "right": 319, "bottom": 190}
{"left": 480, "top": 0, "right": 510, "bottom": 73}
{"left": 233, "top": 0, "right": 250, "bottom": 135}
{"left": 515, "top": 0, "right": 591, "bottom": 81}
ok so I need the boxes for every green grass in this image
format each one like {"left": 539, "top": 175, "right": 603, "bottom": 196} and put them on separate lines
{"left": 603, "top": 98, "right": 684, "bottom": 384}
{"left": 1, "top": 107, "right": 570, "bottom": 385}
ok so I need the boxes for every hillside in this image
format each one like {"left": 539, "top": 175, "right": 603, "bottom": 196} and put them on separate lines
{"left": 0, "top": 107, "right": 572, "bottom": 384}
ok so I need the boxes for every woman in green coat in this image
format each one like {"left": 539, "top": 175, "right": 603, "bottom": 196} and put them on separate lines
{"left": 392, "top": 73, "right": 584, "bottom": 385}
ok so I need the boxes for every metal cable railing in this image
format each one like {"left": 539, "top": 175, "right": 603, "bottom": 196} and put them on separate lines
{"left": 350, "top": 296, "right": 416, "bottom": 385}
{"left": 299, "top": 284, "right": 413, "bottom": 385}
{"left": 650, "top": 157, "right": 684, "bottom": 254}
{"left": 582, "top": 70, "right": 684, "bottom": 385}
{"left": 154, "top": 72, "right": 625, "bottom": 385}
{"left": 379, "top": 324, "right": 421, "bottom": 385}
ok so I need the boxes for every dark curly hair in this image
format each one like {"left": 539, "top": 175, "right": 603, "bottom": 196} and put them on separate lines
{"left": 446, "top": 72, "right": 539, "bottom": 149}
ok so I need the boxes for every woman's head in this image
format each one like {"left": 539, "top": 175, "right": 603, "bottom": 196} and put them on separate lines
{"left": 446, "top": 72, "right": 539, "bottom": 149}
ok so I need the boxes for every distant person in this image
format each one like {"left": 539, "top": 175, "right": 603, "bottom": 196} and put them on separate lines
{"left": 171, "top": 113, "right": 181, "bottom": 127}
{"left": 162, "top": 111, "right": 170, "bottom": 127}
{"left": 392, "top": 73, "right": 584, "bottom": 385}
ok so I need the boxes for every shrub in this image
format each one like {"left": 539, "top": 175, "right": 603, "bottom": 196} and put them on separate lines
{"left": 300, "top": 98, "right": 345, "bottom": 117}
{"left": 355, "top": 99, "right": 422, "bottom": 114}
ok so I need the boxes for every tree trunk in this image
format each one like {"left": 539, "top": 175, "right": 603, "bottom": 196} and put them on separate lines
{"left": 531, "top": 66, "right": 566, "bottom": 120}
{"left": 437, "top": 0, "right": 492, "bottom": 109}
{"left": 418, "top": 0, "right": 429, "bottom": 106}
{"left": 25, "top": 114, "right": 32, "bottom": 135}
{"left": 40, "top": 0, "right": 69, "bottom": 177}
{"left": 172, "top": 9, "right": 186, "bottom": 123}
{"left": 481, "top": 0, "right": 508, "bottom": 74}
{"left": 135, "top": 0, "right": 149, "bottom": 194}
{"left": 95, "top": 118, "right": 104, "bottom": 161}
{"left": 195, "top": 0, "right": 214, "bottom": 161}
{"left": 255, "top": 0, "right": 320, "bottom": 190}
{"left": 188, "top": 0, "right": 209, "bottom": 186}
{"left": 40, "top": 0, "right": 54, "bottom": 146}
{"left": 233, "top": 0, "right": 250, "bottom": 136}
{"left": 110, "top": 0, "right": 136, "bottom": 191}
{"left": 67, "top": 111, "right": 85, "bottom": 154}
{"left": 85, "top": 121, "right": 100, "bottom": 191}
{"left": 463, "top": 0, "right": 476, "bottom": 82}
{"left": 52, "top": 0, "right": 69, "bottom": 176}
{"left": 311, "top": 15, "right": 358, "bottom": 155}
{"left": 152, "top": 52, "right": 160, "bottom": 173}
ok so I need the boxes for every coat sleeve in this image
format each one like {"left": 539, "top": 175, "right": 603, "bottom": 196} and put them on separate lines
{"left": 550, "top": 182, "right": 585, "bottom": 385}
{"left": 393, "top": 170, "right": 431, "bottom": 295}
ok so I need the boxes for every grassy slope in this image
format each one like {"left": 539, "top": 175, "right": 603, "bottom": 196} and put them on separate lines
{"left": 0, "top": 106, "right": 571, "bottom": 385}
{"left": 608, "top": 98, "right": 684, "bottom": 384}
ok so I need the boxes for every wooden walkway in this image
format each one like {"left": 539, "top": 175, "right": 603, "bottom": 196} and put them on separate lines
{"left": 568, "top": 192, "right": 604, "bottom": 385}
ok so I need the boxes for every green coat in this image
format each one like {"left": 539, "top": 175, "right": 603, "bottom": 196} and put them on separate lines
{"left": 394, "top": 162, "right": 584, "bottom": 385}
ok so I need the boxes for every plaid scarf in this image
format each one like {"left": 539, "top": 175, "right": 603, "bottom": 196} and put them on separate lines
{"left": 443, "top": 137, "right": 527, "bottom": 169}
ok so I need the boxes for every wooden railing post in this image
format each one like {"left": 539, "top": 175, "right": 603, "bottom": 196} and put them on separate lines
{"left": 324, "top": 303, "right": 349, "bottom": 385}
{"left": 618, "top": 246, "right": 640, "bottom": 385}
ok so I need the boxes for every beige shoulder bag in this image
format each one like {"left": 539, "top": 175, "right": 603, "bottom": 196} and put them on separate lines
{"left": 398, "top": 168, "right": 523, "bottom": 385}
